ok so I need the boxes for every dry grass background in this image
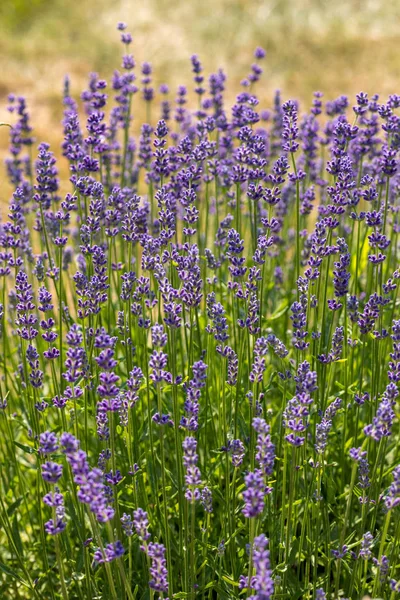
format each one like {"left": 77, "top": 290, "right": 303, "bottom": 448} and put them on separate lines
{"left": 0, "top": 0, "right": 399, "bottom": 205}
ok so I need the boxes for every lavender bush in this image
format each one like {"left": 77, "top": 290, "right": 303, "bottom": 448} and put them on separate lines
{"left": 0, "top": 22, "right": 399, "bottom": 600}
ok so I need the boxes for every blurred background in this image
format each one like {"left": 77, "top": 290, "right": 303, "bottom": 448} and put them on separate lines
{"left": 0, "top": 0, "right": 399, "bottom": 201}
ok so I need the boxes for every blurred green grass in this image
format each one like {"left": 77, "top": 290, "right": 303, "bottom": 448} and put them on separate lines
{"left": 0, "top": 0, "right": 399, "bottom": 202}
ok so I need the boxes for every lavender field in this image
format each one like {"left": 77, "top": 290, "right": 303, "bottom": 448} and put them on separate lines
{"left": 0, "top": 15, "right": 400, "bottom": 600}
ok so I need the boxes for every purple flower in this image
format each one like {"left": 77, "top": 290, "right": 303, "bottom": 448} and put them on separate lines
{"left": 364, "top": 384, "right": 396, "bottom": 441}
{"left": 373, "top": 555, "right": 389, "bottom": 583}
{"left": 290, "top": 300, "right": 309, "bottom": 351}
{"left": 182, "top": 436, "right": 201, "bottom": 502}
{"left": 283, "top": 368, "right": 315, "bottom": 448}
{"left": 34, "top": 143, "right": 59, "bottom": 210}
{"left": 152, "top": 412, "right": 174, "bottom": 426}
{"left": 133, "top": 508, "right": 151, "bottom": 546}
{"left": 60, "top": 433, "right": 114, "bottom": 522}
{"left": 39, "top": 431, "right": 59, "bottom": 455}
{"left": 94, "top": 541, "right": 124, "bottom": 564}
{"left": 43, "top": 487, "right": 66, "bottom": 536}
{"left": 390, "top": 579, "right": 400, "bottom": 593}
{"left": 226, "top": 439, "right": 245, "bottom": 467}
{"left": 126, "top": 366, "right": 144, "bottom": 408}
{"left": 191, "top": 54, "right": 205, "bottom": 97}
{"left": 206, "top": 292, "right": 229, "bottom": 343}
{"left": 266, "top": 334, "right": 288, "bottom": 358}
{"left": 385, "top": 464, "right": 400, "bottom": 510}
{"left": 247, "top": 534, "right": 274, "bottom": 599}
{"left": 151, "top": 323, "right": 167, "bottom": 348}
{"left": 349, "top": 447, "right": 371, "bottom": 489}
{"left": 242, "top": 470, "right": 266, "bottom": 518}
{"left": 60, "top": 432, "right": 80, "bottom": 454}
{"left": 253, "top": 418, "right": 275, "bottom": 477}
{"left": 42, "top": 461, "right": 63, "bottom": 484}
{"left": 359, "top": 531, "right": 374, "bottom": 559}
{"left": 315, "top": 398, "right": 341, "bottom": 453}
{"left": 149, "top": 350, "right": 172, "bottom": 384}
{"left": 181, "top": 360, "right": 208, "bottom": 431}
{"left": 254, "top": 47, "right": 266, "bottom": 60}
{"left": 148, "top": 542, "right": 169, "bottom": 593}
{"left": 250, "top": 337, "right": 269, "bottom": 383}
{"left": 333, "top": 239, "right": 350, "bottom": 298}
{"left": 331, "top": 544, "right": 348, "bottom": 559}
{"left": 282, "top": 100, "right": 299, "bottom": 153}
{"left": 201, "top": 486, "right": 213, "bottom": 513}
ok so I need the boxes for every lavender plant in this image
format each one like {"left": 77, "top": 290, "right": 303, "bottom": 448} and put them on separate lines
{"left": 0, "top": 23, "right": 400, "bottom": 600}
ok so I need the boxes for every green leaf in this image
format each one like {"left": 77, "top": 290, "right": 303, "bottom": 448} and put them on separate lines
{"left": 222, "top": 575, "right": 239, "bottom": 587}
{"left": 12, "top": 515, "right": 23, "bottom": 555}
{"left": 0, "top": 562, "right": 28, "bottom": 587}
{"left": 6, "top": 496, "right": 24, "bottom": 516}
{"left": 266, "top": 300, "right": 289, "bottom": 322}
{"left": 14, "top": 441, "right": 35, "bottom": 455}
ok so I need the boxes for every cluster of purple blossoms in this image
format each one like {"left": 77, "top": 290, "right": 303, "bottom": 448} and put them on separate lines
{"left": 242, "top": 469, "right": 269, "bottom": 518}
{"left": 357, "top": 293, "right": 385, "bottom": 335}
{"left": 15, "top": 270, "right": 38, "bottom": 343}
{"left": 349, "top": 447, "right": 371, "bottom": 490}
{"left": 125, "top": 366, "right": 144, "bottom": 408}
{"left": 389, "top": 319, "right": 400, "bottom": 382}
{"left": 250, "top": 337, "right": 269, "bottom": 383}
{"left": 93, "top": 541, "right": 125, "bottom": 564}
{"left": 266, "top": 333, "right": 288, "bottom": 359}
{"left": 206, "top": 292, "right": 229, "bottom": 343}
{"left": 40, "top": 431, "right": 67, "bottom": 535}
{"left": 225, "top": 438, "right": 246, "bottom": 467}
{"left": 358, "top": 531, "right": 374, "bottom": 559}
{"left": 26, "top": 343, "right": 43, "bottom": 390}
{"left": 282, "top": 362, "right": 318, "bottom": 446}
{"left": 290, "top": 299, "right": 309, "bottom": 351}
{"left": 42, "top": 461, "right": 63, "bottom": 483}
{"left": 282, "top": 100, "right": 299, "bottom": 154}
{"left": 38, "top": 285, "right": 59, "bottom": 362}
{"left": 95, "top": 328, "right": 121, "bottom": 438}
{"left": 384, "top": 465, "right": 400, "bottom": 510}
{"left": 130, "top": 505, "right": 169, "bottom": 594}
{"left": 283, "top": 393, "right": 312, "bottom": 447}
{"left": 331, "top": 238, "right": 350, "bottom": 306}
{"left": 200, "top": 486, "right": 213, "bottom": 513}
{"left": 62, "top": 323, "right": 86, "bottom": 395}
{"left": 149, "top": 347, "right": 172, "bottom": 385}
{"left": 253, "top": 418, "right": 275, "bottom": 478}
{"left": 59, "top": 432, "right": 115, "bottom": 522}
{"left": 181, "top": 360, "right": 208, "bottom": 431}
{"left": 6, "top": 94, "right": 33, "bottom": 186}
{"left": 4, "top": 23, "right": 400, "bottom": 600}
{"left": 318, "top": 326, "right": 344, "bottom": 364}
{"left": 182, "top": 436, "right": 202, "bottom": 502}
{"left": 373, "top": 555, "right": 390, "bottom": 584}
{"left": 132, "top": 507, "right": 151, "bottom": 548}
{"left": 39, "top": 431, "right": 59, "bottom": 455}
{"left": 364, "top": 382, "right": 397, "bottom": 441}
{"left": 43, "top": 488, "right": 66, "bottom": 536}
{"left": 148, "top": 542, "right": 169, "bottom": 594}
{"left": 315, "top": 398, "right": 342, "bottom": 454}
{"left": 216, "top": 343, "right": 239, "bottom": 386}
{"left": 331, "top": 544, "right": 349, "bottom": 560}
{"left": 248, "top": 534, "right": 274, "bottom": 600}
